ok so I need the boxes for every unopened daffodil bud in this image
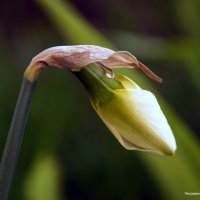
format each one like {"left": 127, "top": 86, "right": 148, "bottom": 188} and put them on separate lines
{"left": 24, "top": 45, "right": 176, "bottom": 155}
{"left": 76, "top": 66, "right": 176, "bottom": 156}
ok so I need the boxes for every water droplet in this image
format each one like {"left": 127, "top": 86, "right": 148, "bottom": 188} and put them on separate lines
{"left": 96, "top": 61, "right": 115, "bottom": 79}
{"left": 106, "top": 70, "right": 115, "bottom": 79}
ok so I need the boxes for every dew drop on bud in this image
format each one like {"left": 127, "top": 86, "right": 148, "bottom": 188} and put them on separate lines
{"left": 106, "top": 70, "right": 115, "bottom": 79}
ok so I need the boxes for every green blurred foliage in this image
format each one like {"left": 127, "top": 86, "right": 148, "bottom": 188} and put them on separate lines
{"left": 0, "top": 0, "right": 200, "bottom": 199}
{"left": 24, "top": 155, "right": 62, "bottom": 200}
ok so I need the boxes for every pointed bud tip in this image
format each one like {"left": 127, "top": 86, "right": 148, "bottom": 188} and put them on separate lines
{"left": 163, "top": 142, "right": 176, "bottom": 156}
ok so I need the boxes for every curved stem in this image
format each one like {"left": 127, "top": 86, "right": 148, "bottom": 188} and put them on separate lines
{"left": 0, "top": 78, "right": 36, "bottom": 200}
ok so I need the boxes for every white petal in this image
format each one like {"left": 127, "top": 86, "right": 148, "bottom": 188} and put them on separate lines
{"left": 92, "top": 88, "right": 176, "bottom": 155}
{"left": 126, "top": 89, "right": 176, "bottom": 154}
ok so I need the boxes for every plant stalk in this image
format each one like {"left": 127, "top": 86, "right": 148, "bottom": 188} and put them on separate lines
{"left": 0, "top": 78, "right": 36, "bottom": 200}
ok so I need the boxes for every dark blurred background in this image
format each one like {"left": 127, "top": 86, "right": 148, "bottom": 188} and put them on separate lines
{"left": 0, "top": 0, "right": 200, "bottom": 200}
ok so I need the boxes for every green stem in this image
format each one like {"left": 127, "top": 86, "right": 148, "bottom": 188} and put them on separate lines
{"left": 0, "top": 78, "right": 35, "bottom": 200}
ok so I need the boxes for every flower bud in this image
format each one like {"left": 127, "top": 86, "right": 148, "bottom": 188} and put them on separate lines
{"left": 77, "top": 66, "right": 176, "bottom": 156}
{"left": 24, "top": 45, "right": 175, "bottom": 155}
